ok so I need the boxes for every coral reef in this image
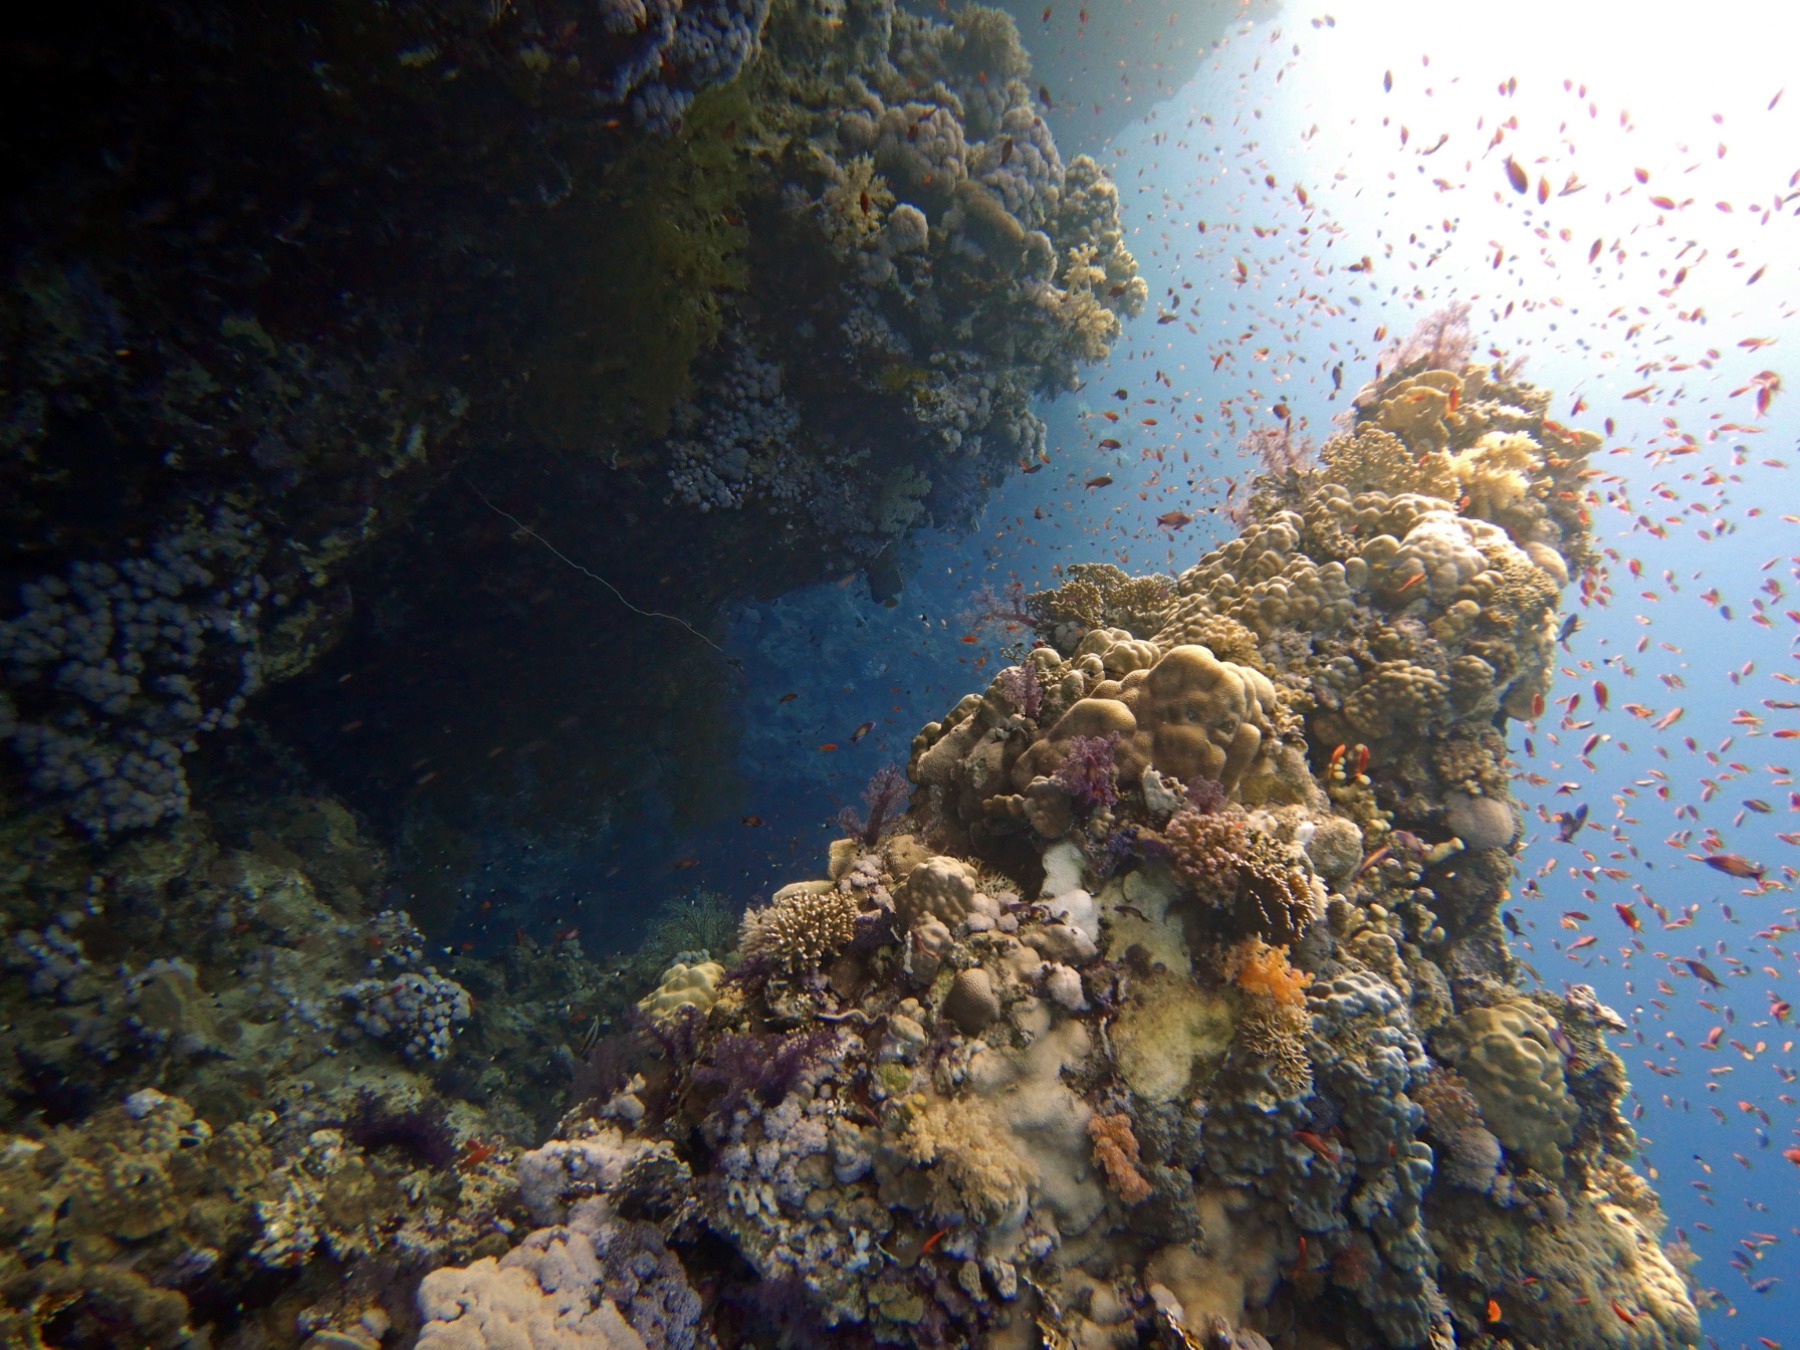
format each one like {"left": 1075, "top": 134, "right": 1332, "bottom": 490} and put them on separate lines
{"left": 411, "top": 341, "right": 1694, "bottom": 1350}
{"left": 0, "top": 793, "right": 593, "bottom": 1346}
{"left": 630, "top": 0, "right": 1145, "bottom": 564}
{"left": 0, "top": 0, "right": 1140, "bottom": 850}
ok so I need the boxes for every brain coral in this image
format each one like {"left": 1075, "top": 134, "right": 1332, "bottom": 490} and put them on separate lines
{"left": 895, "top": 854, "right": 989, "bottom": 928}
{"left": 1318, "top": 424, "right": 1458, "bottom": 500}
{"left": 1014, "top": 644, "right": 1278, "bottom": 796}
{"left": 637, "top": 959, "right": 727, "bottom": 1021}
{"left": 1434, "top": 1001, "right": 1578, "bottom": 1175}
{"left": 1443, "top": 791, "right": 1515, "bottom": 852}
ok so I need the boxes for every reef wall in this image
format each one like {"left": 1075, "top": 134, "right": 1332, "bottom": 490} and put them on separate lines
{"left": 0, "top": 0, "right": 1141, "bottom": 837}
{"left": 415, "top": 351, "right": 1702, "bottom": 1349}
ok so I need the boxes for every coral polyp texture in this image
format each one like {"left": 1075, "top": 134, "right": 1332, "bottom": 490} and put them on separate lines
{"left": 416, "top": 346, "right": 1700, "bottom": 1349}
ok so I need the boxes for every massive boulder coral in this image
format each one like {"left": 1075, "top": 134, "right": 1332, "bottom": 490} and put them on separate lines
{"left": 418, "top": 343, "right": 1694, "bottom": 1350}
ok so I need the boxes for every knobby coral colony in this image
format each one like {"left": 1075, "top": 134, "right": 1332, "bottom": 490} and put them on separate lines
{"left": 416, "top": 346, "right": 1703, "bottom": 1349}
{"left": 652, "top": 0, "right": 1146, "bottom": 561}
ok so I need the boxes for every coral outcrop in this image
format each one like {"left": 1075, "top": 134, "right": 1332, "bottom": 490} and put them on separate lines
{"left": 414, "top": 337, "right": 1697, "bottom": 1350}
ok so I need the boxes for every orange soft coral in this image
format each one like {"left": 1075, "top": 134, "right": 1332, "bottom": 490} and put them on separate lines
{"left": 1229, "top": 938, "right": 1312, "bottom": 1007}
{"left": 1088, "top": 1111, "right": 1153, "bottom": 1205}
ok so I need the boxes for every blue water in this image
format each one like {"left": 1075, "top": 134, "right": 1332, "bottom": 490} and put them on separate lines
{"left": 640, "top": 9, "right": 1800, "bottom": 1346}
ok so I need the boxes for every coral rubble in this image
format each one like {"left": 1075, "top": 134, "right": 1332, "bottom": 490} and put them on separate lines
{"left": 413, "top": 345, "right": 1699, "bottom": 1349}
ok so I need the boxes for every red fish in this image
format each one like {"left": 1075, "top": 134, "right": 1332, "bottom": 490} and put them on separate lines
{"left": 1293, "top": 1129, "right": 1343, "bottom": 1163}
{"left": 817, "top": 742, "right": 839, "bottom": 752}
{"left": 778, "top": 692, "right": 799, "bottom": 703}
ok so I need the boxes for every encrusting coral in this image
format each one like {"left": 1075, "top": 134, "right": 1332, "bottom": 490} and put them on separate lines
{"left": 411, "top": 324, "right": 1697, "bottom": 1350}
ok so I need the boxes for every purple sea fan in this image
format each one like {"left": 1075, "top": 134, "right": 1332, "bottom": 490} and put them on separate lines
{"left": 837, "top": 763, "right": 911, "bottom": 847}
{"left": 1052, "top": 733, "right": 1122, "bottom": 819}
{"left": 962, "top": 579, "right": 1036, "bottom": 633}
{"left": 994, "top": 661, "right": 1043, "bottom": 720}
{"left": 1387, "top": 299, "right": 1473, "bottom": 372}
{"left": 1238, "top": 422, "right": 1317, "bottom": 477}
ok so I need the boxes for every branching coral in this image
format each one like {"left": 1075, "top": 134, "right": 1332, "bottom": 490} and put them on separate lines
{"left": 1027, "top": 563, "right": 1172, "bottom": 641}
{"left": 739, "top": 883, "right": 859, "bottom": 975}
{"left": 1164, "top": 808, "right": 1322, "bottom": 946}
{"left": 1088, "top": 1112, "right": 1152, "bottom": 1204}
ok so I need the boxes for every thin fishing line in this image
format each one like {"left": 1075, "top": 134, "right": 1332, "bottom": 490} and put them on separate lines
{"left": 469, "top": 484, "right": 730, "bottom": 658}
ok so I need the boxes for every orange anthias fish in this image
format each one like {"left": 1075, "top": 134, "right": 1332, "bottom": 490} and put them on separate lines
{"left": 1085, "top": 474, "right": 1114, "bottom": 488}
{"left": 1700, "top": 852, "right": 1766, "bottom": 880}
{"left": 1155, "top": 511, "right": 1194, "bottom": 529}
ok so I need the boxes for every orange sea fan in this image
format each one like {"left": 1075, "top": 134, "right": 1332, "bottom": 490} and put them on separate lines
{"left": 1229, "top": 938, "right": 1312, "bottom": 1007}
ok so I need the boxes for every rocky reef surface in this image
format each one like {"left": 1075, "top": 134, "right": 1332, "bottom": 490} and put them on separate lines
{"left": 402, "top": 354, "right": 1703, "bottom": 1348}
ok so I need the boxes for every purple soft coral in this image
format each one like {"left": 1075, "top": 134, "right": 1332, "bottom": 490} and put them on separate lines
{"left": 1052, "top": 733, "right": 1122, "bottom": 819}
{"left": 837, "top": 763, "right": 909, "bottom": 847}
{"left": 695, "top": 1027, "right": 836, "bottom": 1121}
{"left": 1238, "top": 422, "right": 1318, "bottom": 477}
{"left": 994, "top": 661, "right": 1043, "bottom": 720}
